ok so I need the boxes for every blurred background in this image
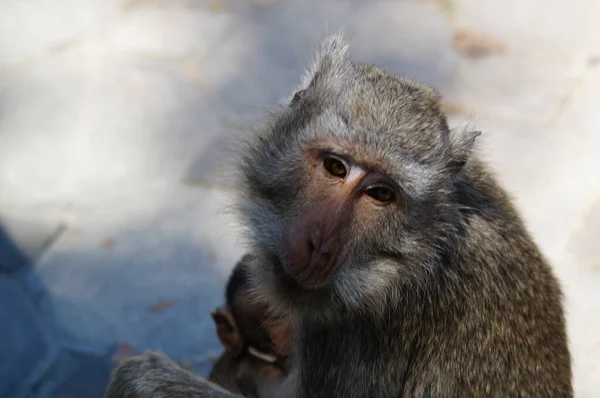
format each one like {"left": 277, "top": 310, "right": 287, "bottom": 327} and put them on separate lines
{"left": 0, "top": 0, "right": 598, "bottom": 397}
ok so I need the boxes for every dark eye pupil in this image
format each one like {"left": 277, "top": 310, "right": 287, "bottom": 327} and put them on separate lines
{"left": 323, "top": 157, "right": 347, "bottom": 178}
{"left": 367, "top": 187, "right": 394, "bottom": 203}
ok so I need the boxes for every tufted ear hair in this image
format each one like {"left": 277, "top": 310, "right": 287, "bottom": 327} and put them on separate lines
{"left": 445, "top": 128, "right": 481, "bottom": 172}
{"left": 300, "top": 32, "right": 351, "bottom": 88}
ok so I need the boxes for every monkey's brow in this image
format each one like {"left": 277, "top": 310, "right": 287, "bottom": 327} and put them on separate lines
{"left": 305, "top": 139, "right": 419, "bottom": 192}
{"left": 306, "top": 141, "right": 391, "bottom": 172}
{"left": 328, "top": 150, "right": 400, "bottom": 181}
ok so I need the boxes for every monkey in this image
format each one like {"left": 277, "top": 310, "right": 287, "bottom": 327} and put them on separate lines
{"left": 208, "top": 349, "right": 285, "bottom": 398}
{"left": 104, "top": 33, "right": 572, "bottom": 397}
{"left": 208, "top": 254, "right": 293, "bottom": 397}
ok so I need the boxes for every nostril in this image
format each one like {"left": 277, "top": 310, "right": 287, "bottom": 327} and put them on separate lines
{"left": 309, "top": 230, "right": 322, "bottom": 253}
{"left": 319, "top": 252, "right": 331, "bottom": 262}
{"left": 308, "top": 239, "right": 315, "bottom": 255}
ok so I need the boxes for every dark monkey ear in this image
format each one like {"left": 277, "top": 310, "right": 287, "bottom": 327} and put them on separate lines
{"left": 446, "top": 129, "right": 481, "bottom": 172}
{"left": 212, "top": 307, "right": 245, "bottom": 357}
{"left": 299, "top": 33, "right": 350, "bottom": 89}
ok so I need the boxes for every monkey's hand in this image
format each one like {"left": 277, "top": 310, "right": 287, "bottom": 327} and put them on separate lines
{"left": 104, "top": 352, "right": 238, "bottom": 398}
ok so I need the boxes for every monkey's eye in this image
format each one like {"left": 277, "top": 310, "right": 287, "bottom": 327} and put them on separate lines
{"left": 365, "top": 186, "right": 395, "bottom": 204}
{"left": 323, "top": 156, "right": 347, "bottom": 178}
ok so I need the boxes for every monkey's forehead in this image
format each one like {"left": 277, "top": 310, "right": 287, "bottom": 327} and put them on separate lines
{"left": 307, "top": 105, "right": 448, "bottom": 156}
{"left": 252, "top": 105, "right": 450, "bottom": 198}
{"left": 298, "top": 34, "right": 447, "bottom": 149}
{"left": 298, "top": 106, "right": 449, "bottom": 177}
{"left": 296, "top": 66, "right": 451, "bottom": 160}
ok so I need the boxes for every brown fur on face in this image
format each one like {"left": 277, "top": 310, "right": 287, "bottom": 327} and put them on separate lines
{"left": 208, "top": 305, "right": 291, "bottom": 397}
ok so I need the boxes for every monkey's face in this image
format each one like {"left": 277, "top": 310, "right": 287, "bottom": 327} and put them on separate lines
{"left": 208, "top": 350, "right": 286, "bottom": 398}
{"left": 279, "top": 142, "right": 405, "bottom": 289}
{"left": 238, "top": 38, "right": 479, "bottom": 312}
{"left": 210, "top": 300, "right": 292, "bottom": 396}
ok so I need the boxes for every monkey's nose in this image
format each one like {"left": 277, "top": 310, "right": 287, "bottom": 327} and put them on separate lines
{"left": 283, "top": 209, "right": 346, "bottom": 289}
{"left": 290, "top": 229, "right": 339, "bottom": 288}
{"left": 308, "top": 230, "right": 337, "bottom": 264}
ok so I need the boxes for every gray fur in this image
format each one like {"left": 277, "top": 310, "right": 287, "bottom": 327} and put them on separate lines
{"left": 104, "top": 34, "right": 572, "bottom": 398}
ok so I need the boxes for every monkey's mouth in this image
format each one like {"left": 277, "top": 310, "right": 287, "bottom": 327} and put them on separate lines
{"left": 270, "top": 251, "right": 339, "bottom": 293}
{"left": 271, "top": 256, "right": 304, "bottom": 290}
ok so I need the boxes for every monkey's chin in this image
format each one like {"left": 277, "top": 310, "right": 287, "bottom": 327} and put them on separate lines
{"left": 258, "top": 253, "right": 338, "bottom": 313}
{"left": 272, "top": 258, "right": 308, "bottom": 291}
{"left": 272, "top": 256, "right": 331, "bottom": 293}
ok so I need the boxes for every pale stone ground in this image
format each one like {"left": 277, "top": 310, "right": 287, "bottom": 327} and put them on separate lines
{"left": 0, "top": 0, "right": 598, "bottom": 396}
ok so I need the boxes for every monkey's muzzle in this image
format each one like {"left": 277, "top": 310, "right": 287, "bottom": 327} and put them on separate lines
{"left": 282, "top": 202, "right": 347, "bottom": 289}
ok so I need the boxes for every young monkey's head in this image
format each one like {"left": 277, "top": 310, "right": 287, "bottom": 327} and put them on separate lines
{"left": 237, "top": 34, "right": 480, "bottom": 316}
{"left": 209, "top": 255, "right": 293, "bottom": 396}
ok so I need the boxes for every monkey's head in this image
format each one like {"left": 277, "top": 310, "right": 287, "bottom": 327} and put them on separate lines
{"left": 213, "top": 256, "right": 293, "bottom": 363}
{"left": 209, "top": 256, "right": 292, "bottom": 396}
{"left": 237, "top": 35, "right": 480, "bottom": 316}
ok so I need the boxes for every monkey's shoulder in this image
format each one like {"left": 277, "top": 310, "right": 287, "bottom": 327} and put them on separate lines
{"left": 451, "top": 159, "right": 557, "bottom": 281}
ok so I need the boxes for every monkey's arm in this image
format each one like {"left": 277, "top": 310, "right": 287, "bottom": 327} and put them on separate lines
{"left": 104, "top": 352, "right": 240, "bottom": 398}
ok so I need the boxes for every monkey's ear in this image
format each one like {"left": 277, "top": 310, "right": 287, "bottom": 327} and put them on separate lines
{"left": 212, "top": 307, "right": 245, "bottom": 357}
{"left": 301, "top": 32, "right": 350, "bottom": 88}
{"left": 446, "top": 129, "right": 481, "bottom": 172}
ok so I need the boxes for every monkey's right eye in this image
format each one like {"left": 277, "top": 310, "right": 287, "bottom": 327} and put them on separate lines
{"left": 365, "top": 186, "right": 395, "bottom": 204}
{"left": 323, "top": 156, "right": 347, "bottom": 178}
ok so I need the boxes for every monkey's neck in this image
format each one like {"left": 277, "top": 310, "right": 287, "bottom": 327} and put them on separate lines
{"left": 295, "top": 311, "right": 413, "bottom": 397}
{"left": 293, "top": 268, "right": 461, "bottom": 397}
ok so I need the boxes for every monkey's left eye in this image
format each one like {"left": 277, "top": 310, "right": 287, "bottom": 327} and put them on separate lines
{"left": 323, "top": 156, "right": 347, "bottom": 178}
{"left": 365, "top": 186, "right": 395, "bottom": 204}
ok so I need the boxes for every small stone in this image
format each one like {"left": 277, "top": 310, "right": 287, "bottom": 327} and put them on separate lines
{"left": 149, "top": 299, "right": 178, "bottom": 312}
{"left": 101, "top": 238, "right": 116, "bottom": 249}
{"left": 111, "top": 341, "right": 137, "bottom": 364}
{"left": 453, "top": 28, "right": 504, "bottom": 58}
{"left": 587, "top": 56, "right": 600, "bottom": 68}
{"left": 59, "top": 227, "right": 81, "bottom": 244}
{"left": 208, "top": 0, "right": 227, "bottom": 12}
